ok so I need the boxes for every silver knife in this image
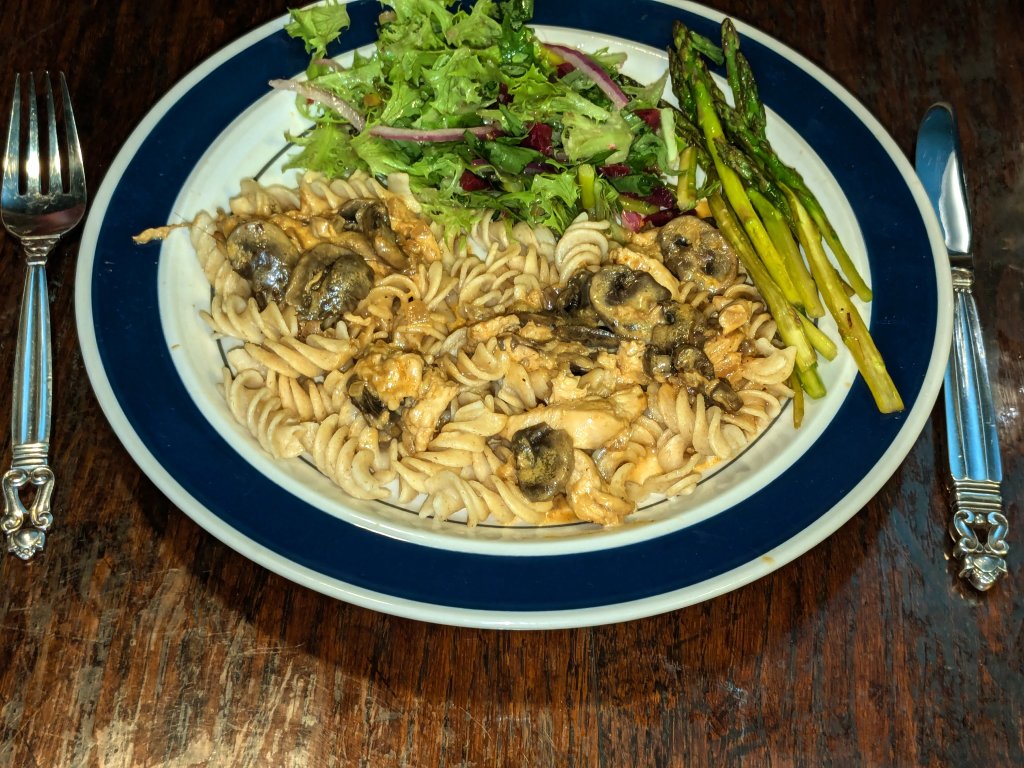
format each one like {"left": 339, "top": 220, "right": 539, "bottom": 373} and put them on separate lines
{"left": 915, "top": 102, "right": 1008, "bottom": 590}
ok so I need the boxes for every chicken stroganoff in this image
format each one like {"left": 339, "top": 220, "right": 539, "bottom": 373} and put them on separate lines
{"left": 178, "top": 170, "right": 796, "bottom": 526}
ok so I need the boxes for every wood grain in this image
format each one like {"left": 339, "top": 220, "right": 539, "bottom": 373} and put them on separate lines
{"left": 0, "top": 1, "right": 1021, "bottom": 766}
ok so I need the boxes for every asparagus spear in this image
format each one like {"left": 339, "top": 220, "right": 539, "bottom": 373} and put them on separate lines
{"left": 783, "top": 185, "right": 903, "bottom": 413}
{"left": 714, "top": 134, "right": 793, "bottom": 226}
{"left": 715, "top": 103, "right": 874, "bottom": 302}
{"left": 675, "top": 145, "right": 699, "bottom": 211}
{"left": 789, "top": 372, "right": 805, "bottom": 428}
{"left": 797, "top": 311, "right": 838, "bottom": 360}
{"left": 721, "top": 19, "right": 766, "bottom": 139}
{"left": 748, "top": 187, "right": 823, "bottom": 317}
{"left": 670, "top": 34, "right": 803, "bottom": 308}
{"left": 706, "top": 193, "right": 819, "bottom": 380}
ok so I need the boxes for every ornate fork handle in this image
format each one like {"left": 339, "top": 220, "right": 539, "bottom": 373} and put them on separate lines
{"left": 2, "top": 457, "right": 55, "bottom": 561}
{"left": 2, "top": 237, "right": 57, "bottom": 560}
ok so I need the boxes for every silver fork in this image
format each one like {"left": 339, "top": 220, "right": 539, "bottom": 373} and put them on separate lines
{"left": 1, "top": 72, "right": 86, "bottom": 560}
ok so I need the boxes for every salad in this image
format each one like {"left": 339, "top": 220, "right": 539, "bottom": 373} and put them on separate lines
{"left": 274, "top": 0, "right": 704, "bottom": 234}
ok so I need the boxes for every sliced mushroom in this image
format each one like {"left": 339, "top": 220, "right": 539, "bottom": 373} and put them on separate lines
{"left": 225, "top": 219, "right": 300, "bottom": 308}
{"left": 513, "top": 309, "right": 619, "bottom": 352}
{"left": 568, "top": 357, "right": 595, "bottom": 376}
{"left": 555, "top": 324, "right": 620, "bottom": 351}
{"left": 649, "top": 301, "right": 708, "bottom": 351}
{"left": 370, "top": 227, "right": 409, "bottom": 270}
{"left": 643, "top": 347, "right": 676, "bottom": 380}
{"left": 330, "top": 230, "right": 378, "bottom": 263}
{"left": 334, "top": 198, "right": 409, "bottom": 270}
{"left": 285, "top": 243, "right": 374, "bottom": 327}
{"left": 511, "top": 423, "right": 575, "bottom": 502}
{"left": 658, "top": 215, "right": 739, "bottom": 294}
{"left": 348, "top": 378, "right": 401, "bottom": 437}
{"left": 588, "top": 265, "right": 671, "bottom": 342}
{"left": 673, "top": 344, "right": 716, "bottom": 379}
{"left": 555, "top": 270, "right": 595, "bottom": 315}
{"left": 706, "top": 380, "right": 743, "bottom": 413}
{"left": 643, "top": 343, "right": 715, "bottom": 382}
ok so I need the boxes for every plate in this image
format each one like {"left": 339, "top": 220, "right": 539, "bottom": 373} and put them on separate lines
{"left": 75, "top": 0, "right": 951, "bottom": 628}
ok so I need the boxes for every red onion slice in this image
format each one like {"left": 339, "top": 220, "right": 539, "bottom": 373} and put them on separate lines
{"left": 269, "top": 78, "right": 366, "bottom": 132}
{"left": 543, "top": 43, "right": 630, "bottom": 110}
{"left": 368, "top": 124, "right": 499, "bottom": 142}
{"left": 311, "top": 58, "right": 346, "bottom": 73}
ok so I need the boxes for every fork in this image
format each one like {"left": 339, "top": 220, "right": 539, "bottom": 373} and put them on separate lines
{"left": 0, "top": 72, "right": 86, "bottom": 560}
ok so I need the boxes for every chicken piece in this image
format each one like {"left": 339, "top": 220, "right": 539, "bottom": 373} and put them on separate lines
{"left": 702, "top": 330, "right": 745, "bottom": 381}
{"left": 547, "top": 371, "right": 590, "bottom": 404}
{"left": 384, "top": 194, "right": 442, "bottom": 264}
{"left": 610, "top": 245, "right": 680, "bottom": 298}
{"left": 268, "top": 212, "right": 321, "bottom": 252}
{"left": 400, "top": 367, "right": 460, "bottom": 453}
{"left": 516, "top": 320, "right": 556, "bottom": 343}
{"left": 566, "top": 450, "right": 635, "bottom": 525}
{"left": 468, "top": 315, "right": 521, "bottom": 345}
{"left": 501, "top": 387, "right": 645, "bottom": 451}
{"left": 614, "top": 340, "right": 650, "bottom": 387}
{"left": 351, "top": 346, "right": 424, "bottom": 411}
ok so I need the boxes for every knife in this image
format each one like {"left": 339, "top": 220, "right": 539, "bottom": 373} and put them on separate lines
{"left": 915, "top": 102, "right": 1008, "bottom": 590}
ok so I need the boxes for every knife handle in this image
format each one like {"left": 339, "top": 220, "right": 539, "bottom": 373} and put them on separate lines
{"left": 945, "top": 267, "right": 1008, "bottom": 590}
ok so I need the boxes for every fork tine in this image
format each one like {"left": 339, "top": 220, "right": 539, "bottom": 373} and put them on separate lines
{"left": 44, "top": 72, "right": 62, "bottom": 195}
{"left": 25, "top": 73, "right": 40, "bottom": 196}
{"left": 60, "top": 74, "right": 85, "bottom": 198}
{"left": 2, "top": 73, "right": 21, "bottom": 200}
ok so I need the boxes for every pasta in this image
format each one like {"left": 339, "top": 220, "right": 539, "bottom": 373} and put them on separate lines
{"left": 183, "top": 170, "right": 796, "bottom": 527}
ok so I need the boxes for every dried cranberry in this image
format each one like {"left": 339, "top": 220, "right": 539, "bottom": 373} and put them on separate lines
{"left": 520, "top": 123, "right": 554, "bottom": 155}
{"left": 646, "top": 207, "right": 680, "bottom": 227}
{"left": 597, "top": 163, "right": 631, "bottom": 178}
{"left": 633, "top": 108, "right": 662, "bottom": 130}
{"left": 459, "top": 170, "right": 491, "bottom": 191}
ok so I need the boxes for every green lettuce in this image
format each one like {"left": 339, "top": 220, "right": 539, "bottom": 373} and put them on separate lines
{"left": 561, "top": 110, "right": 633, "bottom": 164}
{"left": 285, "top": 1, "right": 351, "bottom": 60}
{"left": 278, "top": 0, "right": 677, "bottom": 233}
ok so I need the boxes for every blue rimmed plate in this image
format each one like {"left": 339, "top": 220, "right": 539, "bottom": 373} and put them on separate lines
{"left": 75, "top": 0, "right": 951, "bottom": 628}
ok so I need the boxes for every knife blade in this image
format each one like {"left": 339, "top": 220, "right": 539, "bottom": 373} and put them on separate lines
{"left": 915, "top": 102, "right": 1008, "bottom": 591}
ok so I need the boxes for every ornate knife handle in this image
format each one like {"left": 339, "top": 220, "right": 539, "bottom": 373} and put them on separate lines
{"left": 945, "top": 267, "right": 1008, "bottom": 590}
{"left": 3, "top": 252, "right": 56, "bottom": 561}
{"left": 950, "top": 480, "right": 1008, "bottom": 591}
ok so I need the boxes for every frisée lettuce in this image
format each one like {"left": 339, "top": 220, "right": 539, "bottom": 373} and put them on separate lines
{"left": 277, "top": 0, "right": 696, "bottom": 233}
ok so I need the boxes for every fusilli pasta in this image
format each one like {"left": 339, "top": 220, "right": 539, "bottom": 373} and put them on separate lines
{"left": 182, "top": 171, "right": 795, "bottom": 528}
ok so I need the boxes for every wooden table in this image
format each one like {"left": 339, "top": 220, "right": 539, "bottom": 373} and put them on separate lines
{"left": 1, "top": 1, "right": 1020, "bottom": 765}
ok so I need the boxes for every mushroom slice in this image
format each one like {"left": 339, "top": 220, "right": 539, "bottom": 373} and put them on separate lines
{"left": 348, "top": 378, "right": 400, "bottom": 437}
{"left": 555, "top": 269, "right": 594, "bottom": 315}
{"left": 225, "top": 219, "right": 300, "bottom": 307}
{"left": 706, "top": 379, "right": 743, "bottom": 413}
{"left": 285, "top": 243, "right": 374, "bottom": 327}
{"left": 334, "top": 198, "right": 409, "bottom": 270}
{"left": 588, "top": 265, "right": 671, "bottom": 342}
{"left": 673, "top": 344, "right": 716, "bottom": 379}
{"left": 658, "top": 215, "right": 739, "bottom": 294}
{"left": 649, "top": 301, "right": 708, "bottom": 351}
{"left": 511, "top": 423, "right": 576, "bottom": 502}
{"left": 643, "top": 347, "right": 676, "bottom": 380}
{"left": 556, "top": 324, "right": 620, "bottom": 351}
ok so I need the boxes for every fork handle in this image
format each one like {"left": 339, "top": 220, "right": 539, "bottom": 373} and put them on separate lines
{"left": 3, "top": 238, "right": 57, "bottom": 560}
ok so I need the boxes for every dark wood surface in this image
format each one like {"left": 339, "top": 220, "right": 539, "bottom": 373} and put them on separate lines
{"left": 1, "top": 1, "right": 1021, "bottom": 765}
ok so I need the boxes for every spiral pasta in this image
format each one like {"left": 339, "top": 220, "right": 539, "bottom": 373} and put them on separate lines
{"left": 180, "top": 172, "right": 796, "bottom": 528}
